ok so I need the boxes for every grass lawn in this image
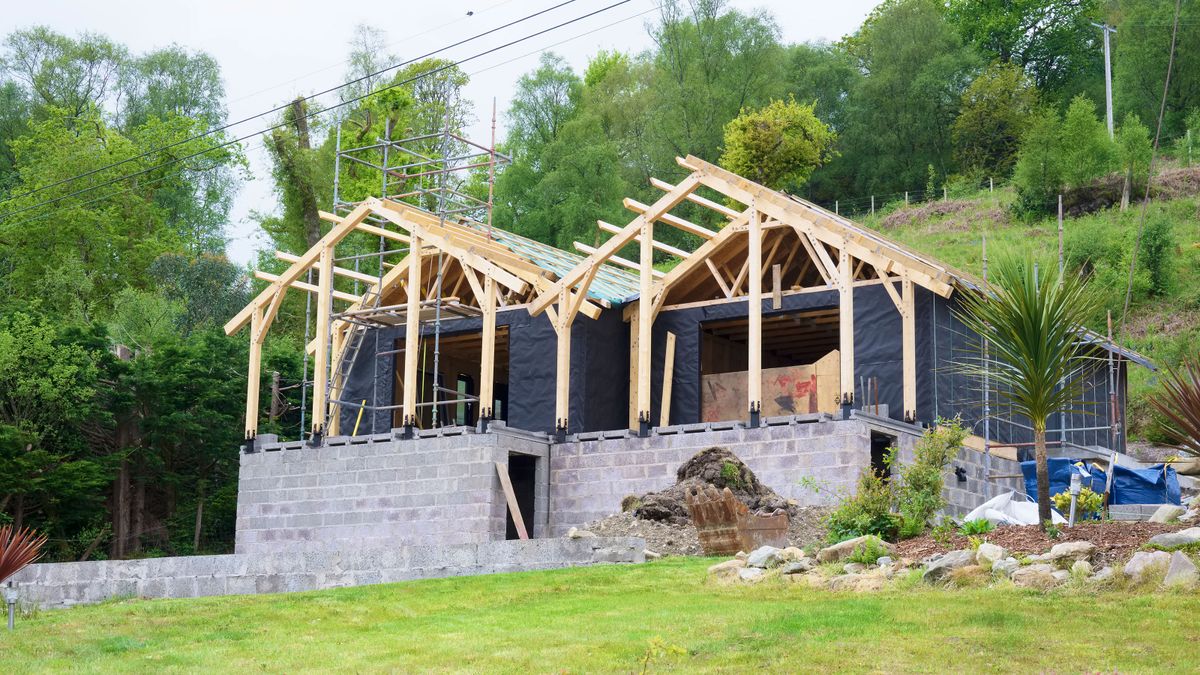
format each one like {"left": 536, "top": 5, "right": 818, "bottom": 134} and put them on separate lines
{"left": 4, "top": 558, "right": 1199, "bottom": 673}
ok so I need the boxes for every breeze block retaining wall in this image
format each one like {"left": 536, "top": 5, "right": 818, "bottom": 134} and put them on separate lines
{"left": 11, "top": 537, "right": 645, "bottom": 610}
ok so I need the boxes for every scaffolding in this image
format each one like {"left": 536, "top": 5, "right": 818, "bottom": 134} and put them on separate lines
{"left": 294, "top": 96, "right": 509, "bottom": 439}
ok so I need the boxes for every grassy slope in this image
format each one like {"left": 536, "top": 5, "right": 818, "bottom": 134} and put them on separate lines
{"left": 5, "top": 558, "right": 1200, "bottom": 673}
{"left": 857, "top": 180, "right": 1200, "bottom": 441}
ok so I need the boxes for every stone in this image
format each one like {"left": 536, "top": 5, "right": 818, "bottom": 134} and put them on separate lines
{"left": 780, "top": 559, "right": 816, "bottom": 575}
{"left": 1071, "top": 560, "right": 1093, "bottom": 577}
{"left": 1088, "top": 566, "right": 1115, "bottom": 584}
{"left": 816, "top": 535, "right": 896, "bottom": 564}
{"left": 734, "top": 551, "right": 748, "bottom": 561}
{"left": 876, "top": 556, "right": 894, "bottom": 567}
{"left": 567, "top": 527, "right": 597, "bottom": 539}
{"left": 1123, "top": 550, "right": 1171, "bottom": 584}
{"left": 1147, "top": 527, "right": 1200, "bottom": 548}
{"left": 1011, "top": 564, "right": 1060, "bottom": 589}
{"left": 992, "top": 557, "right": 1020, "bottom": 578}
{"left": 922, "top": 549, "right": 975, "bottom": 583}
{"left": 643, "top": 549, "right": 662, "bottom": 560}
{"left": 707, "top": 559, "right": 746, "bottom": 583}
{"left": 780, "top": 547, "right": 805, "bottom": 562}
{"left": 747, "top": 545, "right": 784, "bottom": 569}
{"left": 1163, "top": 551, "right": 1199, "bottom": 588}
{"left": 738, "top": 567, "right": 766, "bottom": 582}
{"left": 1051, "top": 570, "right": 1071, "bottom": 583}
{"left": 975, "top": 543, "right": 1007, "bottom": 567}
{"left": 1042, "top": 541, "right": 1095, "bottom": 565}
{"left": 843, "top": 563, "right": 867, "bottom": 574}
{"left": 1149, "top": 505, "right": 1187, "bottom": 524}
{"left": 1180, "top": 509, "right": 1199, "bottom": 524}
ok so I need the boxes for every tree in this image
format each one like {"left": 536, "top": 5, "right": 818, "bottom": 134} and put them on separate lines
{"left": 1058, "top": 95, "right": 1115, "bottom": 189}
{"left": 1011, "top": 108, "right": 1062, "bottom": 214}
{"left": 0, "top": 27, "right": 126, "bottom": 118}
{"left": 952, "top": 62, "right": 1038, "bottom": 178}
{"left": 1115, "top": 0, "right": 1200, "bottom": 139}
{"left": 1115, "top": 113, "right": 1151, "bottom": 210}
{"left": 506, "top": 53, "right": 581, "bottom": 158}
{"left": 118, "top": 46, "right": 225, "bottom": 129}
{"left": 954, "top": 257, "right": 1101, "bottom": 527}
{"left": 718, "top": 96, "right": 836, "bottom": 191}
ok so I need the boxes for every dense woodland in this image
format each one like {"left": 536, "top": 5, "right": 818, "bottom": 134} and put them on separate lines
{"left": 0, "top": 0, "right": 1196, "bottom": 560}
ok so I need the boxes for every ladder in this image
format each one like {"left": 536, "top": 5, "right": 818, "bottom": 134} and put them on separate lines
{"left": 324, "top": 286, "right": 383, "bottom": 432}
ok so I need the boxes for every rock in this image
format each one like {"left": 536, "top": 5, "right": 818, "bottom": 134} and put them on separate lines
{"left": 643, "top": 549, "right": 662, "bottom": 560}
{"left": 828, "top": 573, "right": 879, "bottom": 592}
{"left": 567, "top": 527, "right": 596, "bottom": 539}
{"left": 1123, "top": 550, "right": 1171, "bottom": 584}
{"left": 707, "top": 558, "right": 746, "bottom": 583}
{"left": 817, "top": 535, "right": 896, "bottom": 563}
{"left": 877, "top": 556, "right": 894, "bottom": 567}
{"left": 992, "top": 557, "right": 1020, "bottom": 578}
{"left": 975, "top": 543, "right": 1007, "bottom": 567}
{"left": 1163, "top": 551, "right": 1199, "bottom": 588}
{"left": 1071, "top": 560, "right": 1093, "bottom": 576}
{"left": 735, "top": 551, "right": 748, "bottom": 561}
{"left": 1149, "top": 505, "right": 1187, "bottom": 524}
{"left": 1051, "top": 570, "right": 1071, "bottom": 583}
{"left": 1042, "top": 541, "right": 1096, "bottom": 565}
{"left": 780, "top": 559, "right": 815, "bottom": 575}
{"left": 922, "top": 549, "right": 975, "bottom": 583}
{"left": 1089, "top": 566, "right": 1115, "bottom": 584}
{"left": 738, "top": 567, "right": 766, "bottom": 582}
{"left": 747, "top": 545, "right": 784, "bottom": 569}
{"left": 843, "top": 563, "right": 867, "bottom": 574}
{"left": 1011, "top": 564, "right": 1060, "bottom": 589}
{"left": 1148, "top": 527, "right": 1200, "bottom": 548}
{"left": 780, "top": 546, "right": 805, "bottom": 562}
{"left": 1180, "top": 509, "right": 1199, "bottom": 524}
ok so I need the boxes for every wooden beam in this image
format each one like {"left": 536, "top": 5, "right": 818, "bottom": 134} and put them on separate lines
{"left": 258, "top": 287, "right": 288, "bottom": 343}
{"left": 902, "top": 273, "right": 916, "bottom": 422}
{"left": 650, "top": 207, "right": 752, "bottom": 302}
{"left": 706, "top": 259, "right": 733, "bottom": 298}
{"left": 623, "top": 197, "right": 716, "bottom": 239}
{"left": 402, "top": 233, "right": 422, "bottom": 427}
{"left": 311, "top": 246, "right": 334, "bottom": 434}
{"left": 528, "top": 174, "right": 700, "bottom": 317}
{"left": 244, "top": 306, "right": 264, "bottom": 439}
{"left": 636, "top": 219, "right": 654, "bottom": 428}
{"left": 748, "top": 209, "right": 763, "bottom": 418}
{"left": 226, "top": 203, "right": 372, "bottom": 335}
{"left": 495, "top": 461, "right": 529, "bottom": 540}
{"left": 874, "top": 264, "right": 904, "bottom": 313}
{"left": 555, "top": 288, "right": 571, "bottom": 432}
{"left": 838, "top": 244, "right": 854, "bottom": 406}
{"left": 274, "top": 251, "right": 382, "bottom": 286}
{"left": 650, "top": 176, "right": 739, "bottom": 219}
{"left": 628, "top": 303, "right": 640, "bottom": 431}
{"left": 772, "top": 263, "right": 782, "bottom": 310}
{"left": 253, "top": 271, "right": 360, "bottom": 303}
{"left": 480, "top": 276, "right": 496, "bottom": 420}
{"left": 598, "top": 220, "right": 691, "bottom": 259}
{"left": 660, "top": 331, "right": 676, "bottom": 427}
{"left": 573, "top": 242, "right": 664, "bottom": 279}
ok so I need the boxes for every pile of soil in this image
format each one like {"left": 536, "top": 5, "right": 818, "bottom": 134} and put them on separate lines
{"left": 880, "top": 200, "right": 971, "bottom": 230}
{"left": 895, "top": 521, "right": 1190, "bottom": 566}
{"left": 585, "top": 506, "right": 830, "bottom": 557}
{"left": 631, "top": 447, "right": 791, "bottom": 524}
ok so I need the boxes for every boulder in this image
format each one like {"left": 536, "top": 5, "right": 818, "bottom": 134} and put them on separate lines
{"left": 922, "top": 549, "right": 975, "bottom": 583}
{"left": 843, "top": 563, "right": 867, "bottom": 574}
{"left": 707, "top": 558, "right": 746, "bottom": 583}
{"left": 975, "top": 543, "right": 1007, "bottom": 567}
{"left": 1180, "top": 509, "right": 1199, "bottom": 524}
{"left": 828, "top": 573, "right": 884, "bottom": 592}
{"left": 1163, "top": 551, "right": 1199, "bottom": 589}
{"left": 1071, "top": 560, "right": 1093, "bottom": 577}
{"left": 747, "top": 545, "right": 784, "bottom": 569}
{"left": 1011, "top": 564, "right": 1060, "bottom": 589}
{"left": 735, "top": 551, "right": 748, "bottom": 561}
{"left": 1123, "top": 550, "right": 1171, "bottom": 584}
{"left": 644, "top": 549, "right": 662, "bottom": 560}
{"left": 1042, "top": 541, "right": 1096, "bottom": 566}
{"left": 567, "top": 527, "right": 596, "bottom": 539}
{"left": 1088, "top": 566, "right": 1115, "bottom": 584}
{"left": 1051, "top": 570, "right": 1071, "bottom": 583}
{"left": 780, "top": 547, "right": 805, "bottom": 562}
{"left": 1147, "top": 527, "right": 1200, "bottom": 548}
{"left": 738, "top": 567, "right": 766, "bottom": 582}
{"left": 877, "top": 556, "right": 894, "bottom": 567}
{"left": 1149, "top": 505, "right": 1187, "bottom": 524}
{"left": 780, "top": 559, "right": 815, "bottom": 575}
{"left": 992, "top": 557, "right": 1020, "bottom": 578}
{"left": 817, "top": 535, "right": 895, "bottom": 563}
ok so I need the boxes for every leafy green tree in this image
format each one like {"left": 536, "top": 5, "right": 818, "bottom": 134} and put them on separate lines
{"left": 1115, "top": 0, "right": 1200, "bottom": 139}
{"left": 952, "top": 62, "right": 1038, "bottom": 178}
{"left": 1115, "top": 113, "right": 1151, "bottom": 209}
{"left": 0, "top": 26, "right": 126, "bottom": 118}
{"left": 118, "top": 46, "right": 226, "bottom": 129}
{"left": 1011, "top": 107, "right": 1062, "bottom": 214}
{"left": 1059, "top": 95, "right": 1115, "bottom": 189}
{"left": 507, "top": 53, "right": 581, "bottom": 157}
{"left": 718, "top": 96, "right": 836, "bottom": 190}
{"left": 954, "top": 257, "right": 1101, "bottom": 527}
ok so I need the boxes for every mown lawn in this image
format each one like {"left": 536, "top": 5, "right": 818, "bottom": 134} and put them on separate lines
{"left": 4, "top": 558, "right": 1198, "bottom": 673}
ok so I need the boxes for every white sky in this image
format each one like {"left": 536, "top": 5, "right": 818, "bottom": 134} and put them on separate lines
{"left": 10, "top": 0, "right": 877, "bottom": 264}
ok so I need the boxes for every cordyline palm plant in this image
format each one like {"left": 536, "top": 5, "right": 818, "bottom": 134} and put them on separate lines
{"left": 1148, "top": 357, "right": 1200, "bottom": 457}
{"left": 0, "top": 525, "right": 48, "bottom": 584}
{"left": 954, "top": 257, "right": 1101, "bottom": 527}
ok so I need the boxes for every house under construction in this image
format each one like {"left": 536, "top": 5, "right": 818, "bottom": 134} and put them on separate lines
{"left": 227, "top": 135, "right": 1149, "bottom": 553}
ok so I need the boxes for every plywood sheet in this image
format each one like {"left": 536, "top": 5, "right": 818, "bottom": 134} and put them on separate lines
{"left": 700, "top": 350, "right": 839, "bottom": 422}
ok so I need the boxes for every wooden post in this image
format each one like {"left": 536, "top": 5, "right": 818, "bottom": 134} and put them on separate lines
{"left": 244, "top": 306, "right": 264, "bottom": 439}
{"left": 838, "top": 244, "right": 854, "bottom": 409}
{"left": 555, "top": 288, "right": 571, "bottom": 433}
{"left": 660, "top": 332, "right": 676, "bottom": 427}
{"left": 771, "top": 263, "right": 782, "bottom": 310}
{"left": 495, "top": 461, "right": 529, "bottom": 540}
{"left": 628, "top": 304, "right": 640, "bottom": 431}
{"left": 479, "top": 275, "right": 496, "bottom": 421}
{"left": 310, "top": 246, "right": 333, "bottom": 435}
{"left": 748, "top": 208, "right": 763, "bottom": 423}
{"left": 402, "top": 235, "right": 423, "bottom": 427}
{"left": 328, "top": 326, "right": 345, "bottom": 436}
{"left": 636, "top": 220, "right": 654, "bottom": 433}
{"left": 902, "top": 273, "right": 916, "bottom": 422}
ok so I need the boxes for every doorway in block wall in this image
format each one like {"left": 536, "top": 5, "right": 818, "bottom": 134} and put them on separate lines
{"left": 505, "top": 454, "right": 537, "bottom": 540}
{"left": 871, "top": 431, "right": 896, "bottom": 479}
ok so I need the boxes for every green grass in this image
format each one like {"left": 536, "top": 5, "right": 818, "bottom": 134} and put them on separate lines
{"left": 5, "top": 558, "right": 1199, "bottom": 673}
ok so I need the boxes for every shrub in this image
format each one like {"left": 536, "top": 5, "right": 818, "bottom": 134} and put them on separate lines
{"left": 1139, "top": 213, "right": 1175, "bottom": 297}
{"left": 959, "top": 518, "right": 995, "bottom": 536}
{"left": 847, "top": 537, "right": 890, "bottom": 566}
{"left": 825, "top": 468, "right": 900, "bottom": 543}
{"left": 1050, "top": 486, "right": 1104, "bottom": 520}
{"left": 719, "top": 460, "right": 744, "bottom": 488}
{"left": 888, "top": 418, "right": 968, "bottom": 539}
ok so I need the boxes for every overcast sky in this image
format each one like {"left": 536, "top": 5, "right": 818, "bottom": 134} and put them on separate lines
{"left": 11, "top": 0, "right": 877, "bottom": 264}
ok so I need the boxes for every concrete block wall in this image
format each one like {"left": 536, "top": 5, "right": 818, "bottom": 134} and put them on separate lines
{"left": 11, "top": 537, "right": 644, "bottom": 610}
{"left": 548, "top": 415, "right": 920, "bottom": 535}
{"left": 236, "top": 426, "right": 550, "bottom": 554}
{"left": 942, "top": 446, "right": 1026, "bottom": 516}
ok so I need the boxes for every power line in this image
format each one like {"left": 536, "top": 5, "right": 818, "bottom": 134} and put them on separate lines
{"left": 0, "top": 0, "right": 635, "bottom": 231}
{"left": 0, "top": 0, "right": 583, "bottom": 211}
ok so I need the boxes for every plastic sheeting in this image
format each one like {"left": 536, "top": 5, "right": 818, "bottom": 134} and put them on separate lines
{"left": 964, "top": 491, "right": 1066, "bottom": 526}
{"left": 1020, "top": 458, "right": 1182, "bottom": 505}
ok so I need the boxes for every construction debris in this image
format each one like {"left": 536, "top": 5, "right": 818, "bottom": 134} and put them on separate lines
{"left": 685, "top": 484, "right": 789, "bottom": 556}
{"left": 631, "top": 447, "right": 792, "bottom": 524}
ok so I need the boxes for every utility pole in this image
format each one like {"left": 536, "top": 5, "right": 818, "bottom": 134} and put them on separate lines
{"left": 1093, "top": 22, "right": 1118, "bottom": 139}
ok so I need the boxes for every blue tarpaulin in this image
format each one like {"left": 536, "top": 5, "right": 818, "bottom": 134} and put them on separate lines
{"left": 1020, "top": 458, "right": 1181, "bottom": 505}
